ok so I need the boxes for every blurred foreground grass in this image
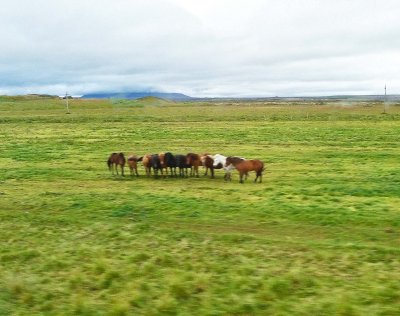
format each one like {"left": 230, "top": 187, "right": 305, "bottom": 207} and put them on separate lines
{"left": 0, "top": 96, "right": 399, "bottom": 315}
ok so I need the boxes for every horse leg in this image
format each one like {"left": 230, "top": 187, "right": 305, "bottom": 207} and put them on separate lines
{"left": 210, "top": 167, "right": 214, "bottom": 179}
{"left": 204, "top": 167, "right": 208, "bottom": 176}
{"left": 239, "top": 171, "right": 244, "bottom": 184}
{"left": 195, "top": 166, "right": 199, "bottom": 178}
{"left": 254, "top": 170, "right": 262, "bottom": 183}
{"left": 121, "top": 165, "right": 125, "bottom": 177}
{"left": 115, "top": 164, "right": 119, "bottom": 176}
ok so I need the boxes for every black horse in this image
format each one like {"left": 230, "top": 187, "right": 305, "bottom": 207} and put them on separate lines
{"left": 163, "top": 152, "right": 177, "bottom": 176}
{"left": 175, "top": 154, "right": 191, "bottom": 177}
{"left": 151, "top": 154, "right": 164, "bottom": 178}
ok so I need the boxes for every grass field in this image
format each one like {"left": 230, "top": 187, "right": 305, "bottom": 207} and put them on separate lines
{"left": 0, "top": 96, "right": 399, "bottom": 315}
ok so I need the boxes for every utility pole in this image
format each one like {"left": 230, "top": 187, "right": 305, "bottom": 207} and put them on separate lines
{"left": 65, "top": 91, "right": 70, "bottom": 114}
{"left": 383, "top": 85, "right": 387, "bottom": 114}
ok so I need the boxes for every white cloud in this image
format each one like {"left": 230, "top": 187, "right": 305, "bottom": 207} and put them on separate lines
{"left": 0, "top": 0, "right": 399, "bottom": 96}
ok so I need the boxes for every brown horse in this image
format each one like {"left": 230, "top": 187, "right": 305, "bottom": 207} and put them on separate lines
{"left": 158, "top": 152, "right": 170, "bottom": 176}
{"left": 127, "top": 155, "right": 143, "bottom": 176}
{"left": 225, "top": 156, "right": 264, "bottom": 183}
{"left": 107, "top": 152, "right": 126, "bottom": 176}
{"left": 142, "top": 154, "right": 153, "bottom": 177}
{"left": 200, "top": 153, "right": 219, "bottom": 178}
{"left": 186, "top": 153, "right": 202, "bottom": 177}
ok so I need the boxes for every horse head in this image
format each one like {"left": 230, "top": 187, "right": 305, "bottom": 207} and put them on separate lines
{"left": 158, "top": 152, "right": 166, "bottom": 168}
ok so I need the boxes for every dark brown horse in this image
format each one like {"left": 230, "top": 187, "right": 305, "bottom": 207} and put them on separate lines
{"left": 225, "top": 156, "right": 264, "bottom": 183}
{"left": 200, "top": 154, "right": 213, "bottom": 178}
{"left": 107, "top": 152, "right": 126, "bottom": 176}
{"left": 186, "top": 153, "right": 202, "bottom": 177}
{"left": 127, "top": 155, "right": 143, "bottom": 176}
{"left": 200, "top": 153, "right": 220, "bottom": 178}
{"left": 160, "top": 152, "right": 177, "bottom": 177}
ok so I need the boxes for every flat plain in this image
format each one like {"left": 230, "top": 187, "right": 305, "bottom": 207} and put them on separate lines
{"left": 0, "top": 96, "right": 399, "bottom": 315}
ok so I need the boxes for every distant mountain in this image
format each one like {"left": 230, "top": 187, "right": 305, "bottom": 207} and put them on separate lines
{"left": 81, "top": 92, "right": 192, "bottom": 101}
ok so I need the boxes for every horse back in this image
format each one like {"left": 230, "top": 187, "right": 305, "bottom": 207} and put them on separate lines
{"left": 186, "top": 153, "right": 201, "bottom": 167}
{"left": 118, "top": 152, "right": 126, "bottom": 165}
{"left": 142, "top": 154, "right": 152, "bottom": 168}
{"left": 165, "top": 152, "right": 177, "bottom": 167}
{"left": 249, "top": 159, "right": 264, "bottom": 171}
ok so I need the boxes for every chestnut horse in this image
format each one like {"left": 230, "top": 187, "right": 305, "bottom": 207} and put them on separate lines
{"left": 107, "top": 152, "right": 126, "bottom": 176}
{"left": 225, "top": 156, "right": 264, "bottom": 183}
{"left": 127, "top": 155, "right": 143, "bottom": 176}
{"left": 186, "top": 153, "right": 202, "bottom": 177}
{"left": 142, "top": 154, "right": 153, "bottom": 177}
{"left": 200, "top": 154, "right": 214, "bottom": 178}
{"left": 213, "top": 154, "right": 241, "bottom": 181}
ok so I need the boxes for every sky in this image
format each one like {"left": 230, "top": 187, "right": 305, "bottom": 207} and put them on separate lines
{"left": 1, "top": 0, "right": 399, "bottom": 97}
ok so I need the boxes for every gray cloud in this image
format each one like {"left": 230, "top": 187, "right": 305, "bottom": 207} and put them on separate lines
{"left": 1, "top": 0, "right": 399, "bottom": 96}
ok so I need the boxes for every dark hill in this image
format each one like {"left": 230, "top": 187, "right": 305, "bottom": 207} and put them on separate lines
{"left": 132, "top": 96, "right": 173, "bottom": 106}
{"left": 81, "top": 92, "right": 191, "bottom": 101}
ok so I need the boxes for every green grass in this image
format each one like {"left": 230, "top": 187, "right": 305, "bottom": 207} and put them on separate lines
{"left": 0, "top": 97, "right": 399, "bottom": 315}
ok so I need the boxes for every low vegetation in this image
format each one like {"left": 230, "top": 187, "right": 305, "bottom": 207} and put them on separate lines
{"left": 0, "top": 97, "right": 399, "bottom": 315}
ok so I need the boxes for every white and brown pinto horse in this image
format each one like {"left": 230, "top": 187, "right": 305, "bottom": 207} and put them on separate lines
{"left": 212, "top": 154, "right": 227, "bottom": 169}
{"left": 225, "top": 156, "right": 264, "bottom": 183}
{"left": 212, "top": 154, "right": 236, "bottom": 180}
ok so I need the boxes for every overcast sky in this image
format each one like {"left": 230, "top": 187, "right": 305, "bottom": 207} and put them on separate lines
{"left": 1, "top": 0, "right": 399, "bottom": 97}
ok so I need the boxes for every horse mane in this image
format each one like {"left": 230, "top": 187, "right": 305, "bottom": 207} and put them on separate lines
{"left": 227, "top": 156, "right": 245, "bottom": 165}
{"left": 187, "top": 153, "right": 198, "bottom": 158}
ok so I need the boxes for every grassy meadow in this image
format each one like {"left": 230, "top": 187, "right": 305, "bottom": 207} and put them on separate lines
{"left": 0, "top": 95, "right": 399, "bottom": 315}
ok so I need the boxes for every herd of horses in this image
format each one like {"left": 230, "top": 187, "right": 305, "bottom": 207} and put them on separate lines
{"left": 107, "top": 152, "right": 264, "bottom": 183}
